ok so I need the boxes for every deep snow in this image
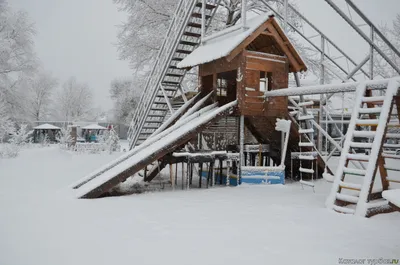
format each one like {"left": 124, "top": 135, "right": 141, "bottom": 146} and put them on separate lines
{"left": 0, "top": 146, "right": 399, "bottom": 265}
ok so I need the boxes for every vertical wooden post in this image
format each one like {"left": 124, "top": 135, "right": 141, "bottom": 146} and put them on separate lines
{"left": 181, "top": 162, "right": 184, "bottom": 190}
{"left": 226, "top": 160, "right": 231, "bottom": 186}
{"left": 170, "top": 163, "right": 175, "bottom": 190}
{"left": 175, "top": 163, "right": 178, "bottom": 186}
{"left": 186, "top": 162, "right": 190, "bottom": 190}
{"left": 219, "top": 159, "right": 223, "bottom": 185}
{"left": 189, "top": 162, "right": 194, "bottom": 187}
{"left": 239, "top": 115, "right": 244, "bottom": 185}
{"left": 199, "top": 163, "right": 203, "bottom": 188}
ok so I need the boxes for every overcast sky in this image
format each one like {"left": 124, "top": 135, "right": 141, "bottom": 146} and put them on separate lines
{"left": 11, "top": 0, "right": 400, "bottom": 111}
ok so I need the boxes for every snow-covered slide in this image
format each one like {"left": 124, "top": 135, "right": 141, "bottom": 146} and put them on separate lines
{"left": 70, "top": 92, "right": 211, "bottom": 191}
{"left": 74, "top": 100, "right": 237, "bottom": 199}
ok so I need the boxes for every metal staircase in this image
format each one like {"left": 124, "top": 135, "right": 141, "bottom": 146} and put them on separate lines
{"left": 326, "top": 80, "right": 400, "bottom": 217}
{"left": 127, "top": 0, "right": 219, "bottom": 149}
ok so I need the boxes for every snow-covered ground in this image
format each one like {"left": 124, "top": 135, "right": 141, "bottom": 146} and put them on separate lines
{"left": 0, "top": 145, "right": 399, "bottom": 265}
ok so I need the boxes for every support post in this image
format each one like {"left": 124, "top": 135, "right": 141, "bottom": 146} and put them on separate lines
{"left": 201, "top": 0, "right": 206, "bottom": 44}
{"left": 318, "top": 37, "right": 325, "bottom": 153}
{"left": 170, "top": 164, "right": 175, "bottom": 190}
{"left": 242, "top": 0, "right": 247, "bottom": 30}
{"left": 239, "top": 115, "right": 244, "bottom": 185}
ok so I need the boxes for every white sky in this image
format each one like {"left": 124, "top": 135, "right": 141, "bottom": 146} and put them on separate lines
{"left": 11, "top": 0, "right": 400, "bottom": 111}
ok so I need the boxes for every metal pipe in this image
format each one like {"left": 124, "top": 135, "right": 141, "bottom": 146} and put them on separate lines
{"left": 325, "top": 0, "right": 400, "bottom": 75}
{"left": 260, "top": 0, "right": 360, "bottom": 81}
{"left": 201, "top": 0, "right": 206, "bottom": 44}
{"left": 242, "top": 0, "right": 247, "bottom": 30}
{"left": 345, "top": 0, "right": 400, "bottom": 60}
{"left": 265, "top": 78, "right": 397, "bottom": 97}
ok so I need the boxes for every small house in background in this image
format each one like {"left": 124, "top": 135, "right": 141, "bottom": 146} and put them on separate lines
{"left": 33, "top": 123, "right": 61, "bottom": 143}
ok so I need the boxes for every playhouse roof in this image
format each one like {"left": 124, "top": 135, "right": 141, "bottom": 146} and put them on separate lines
{"left": 33, "top": 123, "right": 61, "bottom": 130}
{"left": 81, "top": 124, "right": 107, "bottom": 130}
{"left": 177, "top": 13, "right": 307, "bottom": 73}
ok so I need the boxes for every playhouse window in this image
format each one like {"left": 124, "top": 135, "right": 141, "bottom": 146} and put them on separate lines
{"left": 260, "top": 71, "right": 272, "bottom": 92}
{"left": 217, "top": 78, "right": 228, "bottom": 97}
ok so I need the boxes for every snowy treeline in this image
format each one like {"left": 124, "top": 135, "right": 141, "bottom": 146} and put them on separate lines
{"left": 0, "top": 1, "right": 96, "bottom": 132}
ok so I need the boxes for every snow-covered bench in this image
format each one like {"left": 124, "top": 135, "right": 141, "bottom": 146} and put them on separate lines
{"left": 382, "top": 190, "right": 400, "bottom": 211}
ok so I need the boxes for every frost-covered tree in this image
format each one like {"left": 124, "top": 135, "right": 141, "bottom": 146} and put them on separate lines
{"left": 57, "top": 126, "right": 72, "bottom": 149}
{"left": 26, "top": 71, "right": 58, "bottom": 121}
{"left": 373, "top": 14, "right": 400, "bottom": 78}
{"left": 105, "top": 126, "right": 120, "bottom": 153}
{"left": 0, "top": 1, "right": 37, "bottom": 121}
{"left": 54, "top": 77, "right": 93, "bottom": 121}
{"left": 109, "top": 78, "right": 140, "bottom": 124}
{"left": 0, "top": 97, "right": 13, "bottom": 142}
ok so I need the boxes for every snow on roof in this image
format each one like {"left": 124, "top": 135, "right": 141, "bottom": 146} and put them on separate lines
{"left": 81, "top": 124, "right": 107, "bottom": 130}
{"left": 33, "top": 123, "right": 61, "bottom": 130}
{"left": 177, "top": 12, "right": 273, "bottom": 68}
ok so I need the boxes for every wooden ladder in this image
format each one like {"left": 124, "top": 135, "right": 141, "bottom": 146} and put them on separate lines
{"left": 326, "top": 80, "right": 400, "bottom": 217}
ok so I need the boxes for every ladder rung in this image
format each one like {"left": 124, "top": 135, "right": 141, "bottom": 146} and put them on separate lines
{"left": 150, "top": 108, "right": 168, "bottom": 111}
{"left": 350, "top": 142, "right": 372, "bottom": 149}
{"left": 153, "top": 101, "right": 168, "bottom": 105}
{"left": 356, "top": 119, "right": 379, "bottom": 126}
{"left": 143, "top": 125, "right": 160, "bottom": 129}
{"left": 299, "top": 128, "right": 314, "bottom": 134}
{"left": 336, "top": 193, "right": 359, "bottom": 204}
{"left": 358, "top": 107, "right": 382, "bottom": 114}
{"left": 384, "top": 166, "right": 400, "bottom": 171}
{"left": 386, "top": 133, "right": 400, "bottom": 139}
{"left": 383, "top": 143, "right": 400, "bottom": 148}
{"left": 298, "top": 114, "right": 314, "bottom": 121}
{"left": 300, "top": 180, "right": 315, "bottom": 187}
{"left": 297, "top": 101, "right": 314, "bottom": 107}
{"left": 171, "top": 57, "right": 184, "bottom": 61}
{"left": 343, "top": 167, "right": 366, "bottom": 176}
{"left": 339, "top": 181, "right": 362, "bottom": 191}
{"left": 332, "top": 205, "right": 355, "bottom": 214}
{"left": 353, "top": 131, "right": 376, "bottom": 138}
{"left": 387, "top": 177, "right": 400, "bottom": 183}
{"left": 299, "top": 155, "right": 315, "bottom": 160}
{"left": 299, "top": 167, "right": 314, "bottom": 174}
{"left": 382, "top": 153, "right": 400, "bottom": 159}
{"left": 148, "top": 114, "right": 165, "bottom": 117}
{"left": 362, "top": 96, "right": 385, "bottom": 104}
{"left": 299, "top": 142, "right": 314, "bottom": 147}
{"left": 347, "top": 154, "right": 370, "bottom": 161}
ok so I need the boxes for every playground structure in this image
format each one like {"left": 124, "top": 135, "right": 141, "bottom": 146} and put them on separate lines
{"left": 72, "top": 0, "right": 400, "bottom": 217}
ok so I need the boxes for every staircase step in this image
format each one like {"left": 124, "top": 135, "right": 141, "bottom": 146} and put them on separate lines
{"left": 300, "top": 180, "right": 315, "bottom": 187}
{"left": 153, "top": 101, "right": 168, "bottom": 105}
{"left": 289, "top": 110, "right": 298, "bottom": 116}
{"left": 362, "top": 96, "right": 385, "bottom": 104}
{"left": 148, "top": 114, "right": 165, "bottom": 117}
{"left": 299, "top": 167, "right": 314, "bottom": 174}
{"left": 176, "top": 49, "right": 192, "bottom": 54}
{"left": 297, "top": 101, "right": 314, "bottom": 107}
{"left": 298, "top": 114, "right": 314, "bottom": 121}
{"left": 299, "top": 155, "right": 315, "bottom": 161}
{"left": 347, "top": 153, "right": 370, "bottom": 161}
{"left": 143, "top": 125, "right": 160, "bottom": 129}
{"left": 187, "top": 22, "right": 202, "bottom": 29}
{"left": 353, "top": 131, "right": 376, "bottom": 138}
{"left": 336, "top": 193, "right": 359, "bottom": 204}
{"left": 179, "top": 40, "right": 199, "bottom": 46}
{"left": 358, "top": 107, "right": 382, "bottom": 114}
{"left": 150, "top": 108, "right": 168, "bottom": 111}
{"left": 299, "top": 142, "right": 314, "bottom": 147}
{"left": 343, "top": 167, "right": 366, "bottom": 176}
{"left": 299, "top": 128, "right": 314, "bottom": 134}
{"left": 339, "top": 181, "right": 362, "bottom": 191}
{"left": 183, "top": 31, "right": 202, "bottom": 38}
{"left": 171, "top": 57, "right": 184, "bottom": 61}
{"left": 333, "top": 205, "right": 355, "bottom": 214}
{"left": 383, "top": 143, "right": 400, "bottom": 148}
{"left": 350, "top": 142, "right": 372, "bottom": 149}
{"left": 191, "top": 13, "right": 211, "bottom": 19}
{"left": 195, "top": 2, "right": 216, "bottom": 9}
{"left": 165, "top": 73, "right": 184, "bottom": 78}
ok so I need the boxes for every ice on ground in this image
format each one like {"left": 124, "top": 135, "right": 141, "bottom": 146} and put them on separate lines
{"left": 0, "top": 146, "right": 399, "bottom": 265}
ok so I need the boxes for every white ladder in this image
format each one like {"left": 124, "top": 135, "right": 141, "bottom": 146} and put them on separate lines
{"left": 127, "top": 0, "right": 219, "bottom": 149}
{"left": 326, "top": 80, "right": 399, "bottom": 217}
